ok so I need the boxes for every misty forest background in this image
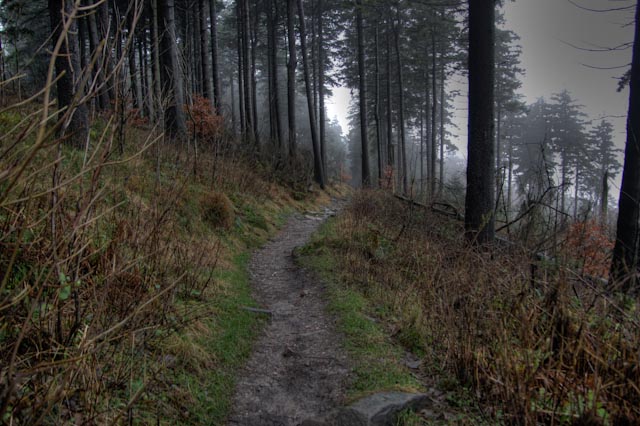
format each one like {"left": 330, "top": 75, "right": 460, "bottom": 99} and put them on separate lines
{"left": 1, "top": 0, "right": 640, "bottom": 424}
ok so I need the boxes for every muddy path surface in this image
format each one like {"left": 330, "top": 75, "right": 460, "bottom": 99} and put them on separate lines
{"left": 227, "top": 205, "right": 350, "bottom": 426}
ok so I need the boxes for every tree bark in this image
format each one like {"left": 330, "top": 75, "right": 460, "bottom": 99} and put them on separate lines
{"left": 430, "top": 30, "right": 437, "bottom": 198}
{"left": 600, "top": 171, "right": 608, "bottom": 223}
{"left": 507, "top": 131, "right": 514, "bottom": 220}
{"left": 267, "top": 0, "right": 278, "bottom": 145}
{"left": 374, "top": 23, "right": 382, "bottom": 184}
{"left": 424, "top": 65, "right": 431, "bottom": 192}
{"left": 286, "top": 0, "right": 297, "bottom": 158}
{"left": 241, "top": 0, "right": 253, "bottom": 140}
{"left": 209, "top": 0, "right": 221, "bottom": 113}
{"left": 297, "top": 0, "right": 325, "bottom": 188}
{"left": 49, "top": 0, "right": 90, "bottom": 148}
{"left": 356, "top": 0, "right": 371, "bottom": 187}
{"left": 394, "top": 16, "right": 406, "bottom": 194}
{"left": 250, "top": 5, "right": 259, "bottom": 145}
{"left": 97, "top": 1, "right": 115, "bottom": 102}
{"left": 464, "top": 0, "right": 496, "bottom": 244}
{"left": 318, "top": 0, "right": 326, "bottom": 173}
{"left": 127, "top": 10, "right": 141, "bottom": 111}
{"left": 151, "top": 0, "right": 162, "bottom": 122}
{"left": 573, "top": 166, "right": 579, "bottom": 219}
{"left": 140, "top": 19, "right": 154, "bottom": 119}
{"left": 385, "top": 18, "right": 393, "bottom": 170}
{"left": 198, "top": 0, "right": 213, "bottom": 106}
{"left": 157, "top": 0, "right": 187, "bottom": 141}
{"left": 236, "top": 1, "right": 246, "bottom": 133}
{"left": 611, "top": 1, "right": 640, "bottom": 290}
{"left": 439, "top": 46, "right": 445, "bottom": 196}
{"left": 230, "top": 72, "right": 237, "bottom": 132}
{"left": 86, "top": 0, "right": 109, "bottom": 110}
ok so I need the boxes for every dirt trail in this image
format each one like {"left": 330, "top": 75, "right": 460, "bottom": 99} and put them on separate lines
{"left": 227, "top": 205, "right": 350, "bottom": 426}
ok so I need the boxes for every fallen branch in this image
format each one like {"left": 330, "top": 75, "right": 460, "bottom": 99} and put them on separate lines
{"left": 393, "top": 194, "right": 463, "bottom": 221}
{"left": 241, "top": 306, "right": 274, "bottom": 317}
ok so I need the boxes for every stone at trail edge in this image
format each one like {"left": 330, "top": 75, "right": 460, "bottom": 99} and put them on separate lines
{"left": 299, "top": 392, "right": 429, "bottom": 426}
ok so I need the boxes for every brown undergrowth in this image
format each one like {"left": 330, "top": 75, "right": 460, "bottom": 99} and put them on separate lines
{"left": 0, "top": 95, "right": 337, "bottom": 424}
{"left": 313, "top": 190, "right": 639, "bottom": 425}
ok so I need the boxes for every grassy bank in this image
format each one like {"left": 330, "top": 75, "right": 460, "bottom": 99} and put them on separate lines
{"left": 0, "top": 103, "right": 344, "bottom": 424}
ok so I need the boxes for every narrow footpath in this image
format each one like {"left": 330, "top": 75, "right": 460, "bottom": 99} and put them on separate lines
{"left": 228, "top": 206, "right": 350, "bottom": 426}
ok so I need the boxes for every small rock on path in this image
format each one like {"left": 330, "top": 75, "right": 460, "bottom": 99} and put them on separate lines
{"left": 227, "top": 207, "right": 350, "bottom": 426}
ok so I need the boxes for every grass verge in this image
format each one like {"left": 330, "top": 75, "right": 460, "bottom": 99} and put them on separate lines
{"left": 163, "top": 253, "right": 263, "bottom": 424}
{"left": 297, "top": 219, "right": 422, "bottom": 402}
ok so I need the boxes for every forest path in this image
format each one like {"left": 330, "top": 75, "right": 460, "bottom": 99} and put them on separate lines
{"left": 227, "top": 204, "right": 350, "bottom": 426}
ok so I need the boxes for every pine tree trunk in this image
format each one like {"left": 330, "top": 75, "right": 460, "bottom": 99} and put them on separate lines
{"left": 310, "top": 2, "right": 318, "bottom": 127}
{"left": 464, "top": 0, "right": 496, "bottom": 244}
{"left": 356, "top": 0, "right": 370, "bottom": 187}
{"left": 97, "top": 1, "right": 115, "bottom": 102}
{"left": 394, "top": 16, "right": 406, "bottom": 194}
{"left": 157, "top": 0, "right": 187, "bottom": 141}
{"left": 151, "top": 0, "right": 162, "bottom": 123}
{"left": 385, "top": 19, "right": 393, "bottom": 170}
{"left": 439, "top": 47, "right": 445, "bottom": 196}
{"left": 190, "top": 7, "right": 199, "bottom": 96}
{"left": 230, "top": 73, "right": 237, "bottom": 133}
{"left": 267, "top": 0, "right": 283, "bottom": 148}
{"left": 78, "top": 13, "right": 88, "bottom": 72}
{"left": 496, "top": 100, "right": 502, "bottom": 200}
{"left": 318, "top": 0, "right": 327, "bottom": 173}
{"left": 610, "top": 9, "right": 640, "bottom": 287}
{"left": 250, "top": 7, "right": 259, "bottom": 145}
{"left": 241, "top": 0, "right": 253, "bottom": 140}
{"left": 209, "top": 0, "right": 221, "bottom": 113}
{"left": 374, "top": 23, "right": 382, "bottom": 184}
{"left": 507, "top": 134, "right": 513, "bottom": 220}
{"left": 297, "top": 0, "right": 325, "bottom": 188}
{"left": 236, "top": 1, "right": 246, "bottom": 134}
{"left": 561, "top": 158, "right": 567, "bottom": 216}
{"left": 49, "top": 0, "right": 90, "bottom": 148}
{"left": 600, "top": 171, "right": 608, "bottom": 223}
{"left": 87, "top": 0, "right": 109, "bottom": 110}
{"left": 198, "top": 0, "right": 213, "bottom": 106}
{"left": 127, "top": 11, "right": 140, "bottom": 111}
{"left": 140, "top": 24, "right": 154, "bottom": 119}
{"left": 286, "top": 0, "right": 297, "bottom": 158}
{"left": 573, "top": 166, "right": 579, "bottom": 219}
{"left": 267, "top": 1, "right": 276, "bottom": 144}
{"left": 430, "top": 30, "right": 437, "bottom": 198}
{"left": 420, "top": 100, "right": 425, "bottom": 197}
{"left": 424, "top": 67, "right": 431, "bottom": 190}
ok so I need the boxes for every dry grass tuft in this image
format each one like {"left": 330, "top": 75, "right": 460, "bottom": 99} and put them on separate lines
{"left": 201, "top": 191, "right": 235, "bottom": 229}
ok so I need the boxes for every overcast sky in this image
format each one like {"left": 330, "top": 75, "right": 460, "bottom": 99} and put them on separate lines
{"left": 326, "top": 0, "right": 636, "bottom": 188}
{"left": 502, "top": 0, "right": 634, "bottom": 142}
